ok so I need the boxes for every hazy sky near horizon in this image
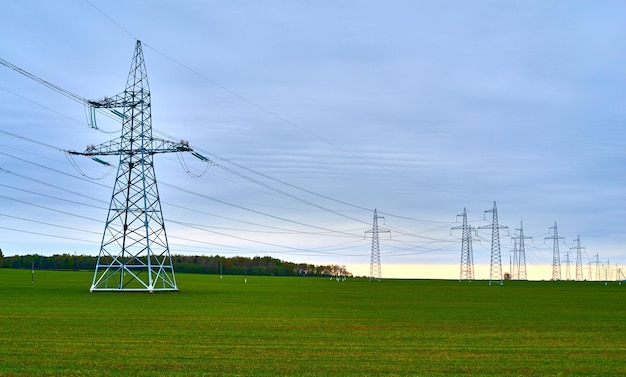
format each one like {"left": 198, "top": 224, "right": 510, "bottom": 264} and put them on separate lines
{"left": 1, "top": 1, "right": 625, "bottom": 279}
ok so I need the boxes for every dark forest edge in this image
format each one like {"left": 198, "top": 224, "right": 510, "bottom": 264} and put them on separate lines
{"left": 0, "top": 250, "right": 352, "bottom": 277}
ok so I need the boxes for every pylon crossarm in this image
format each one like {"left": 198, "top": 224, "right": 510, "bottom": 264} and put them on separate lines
{"left": 151, "top": 139, "right": 193, "bottom": 154}
{"left": 87, "top": 93, "right": 140, "bottom": 109}
{"left": 67, "top": 138, "right": 192, "bottom": 156}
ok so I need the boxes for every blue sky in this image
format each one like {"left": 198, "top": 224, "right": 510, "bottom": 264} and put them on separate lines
{"left": 0, "top": 1, "right": 624, "bottom": 279}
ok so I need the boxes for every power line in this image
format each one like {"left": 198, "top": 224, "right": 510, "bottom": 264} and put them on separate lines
{"left": 82, "top": 2, "right": 458, "bottom": 197}
{"left": 162, "top": 200, "right": 351, "bottom": 236}
{"left": 210, "top": 156, "right": 370, "bottom": 226}
{"left": 0, "top": 54, "right": 453, "bottom": 236}
{"left": 84, "top": 0, "right": 139, "bottom": 41}
{"left": 161, "top": 130, "right": 453, "bottom": 224}
{"left": 0, "top": 151, "right": 110, "bottom": 188}
{"left": 0, "top": 57, "right": 85, "bottom": 104}
{"left": 0, "top": 194, "right": 102, "bottom": 223}
{"left": 1, "top": 115, "right": 384, "bottom": 237}
{"left": 153, "top": 129, "right": 373, "bottom": 213}
{"left": 0, "top": 213, "right": 101, "bottom": 236}
{"left": 0, "top": 92, "right": 380, "bottom": 262}
{"left": 0, "top": 86, "right": 85, "bottom": 127}
{"left": 0, "top": 225, "right": 96, "bottom": 244}
{"left": 0, "top": 128, "right": 65, "bottom": 151}
{"left": 0, "top": 183, "right": 107, "bottom": 210}
{"left": 0, "top": 56, "right": 125, "bottom": 132}
{"left": 160, "top": 181, "right": 359, "bottom": 237}
{"left": 0, "top": 167, "right": 106, "bottom": 205}
{"left": 1, "top": 146, "right": 368, "bottom": 243}
{"left": 167, "top": 219, "right": 361, "bottom": 256}
{"left": 1, "top": 41, "right": 466, "bottom": 265}
{"left": 0, "top": 124, "right": 566, "bottom": 270}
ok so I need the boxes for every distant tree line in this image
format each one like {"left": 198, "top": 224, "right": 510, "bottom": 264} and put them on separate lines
{"left": 0, "top": 252, "right": 352, "bottom": 277}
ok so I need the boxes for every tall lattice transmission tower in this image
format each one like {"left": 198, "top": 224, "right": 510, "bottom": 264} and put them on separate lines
{"left": 453, "top": 208, "right": 475, "bottom": 281}
{"left": 69, "top": 41, "right": 194, "bottom": 292}
{"left": 563, "top": 250, "right": 572, "bottom": 280}
{"left": 365, "top": 209, "right": 390, "bottom": 282}
{"left": 478, "top": 201, "right": 508, "bottom": 285}
{"left": 545, "top": 222, "right": 563, "bottom": 281}
{"left": 511, "top": 221, "right": 531, "bottom": 280}
{"left": 593, "top": 253, "right": 601, "bottom": 281}
{"left": 571, "top": 235, "right": 586, "bottom": 281}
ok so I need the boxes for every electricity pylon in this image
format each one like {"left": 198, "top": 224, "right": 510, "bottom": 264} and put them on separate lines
{"left": 563, "top": 250, "right": 572, "bottom": 281}
{"left": 69, "top": 41, "right": 192, "bottom": 292}
{"left": 452, "top": 208, "right": 474, "bottom": 281}
{"left": 478, "top": 201, "right": 508, "bottom": 285}
{"left": 512, "top": 221, "right": 531, "bottom": 280}
{"left": 365, "top": 209, "right": 390, "bottom": 282}
{"left": 593, "top": 253, "right": 601, "bottom": 281}
{"left": 545, "top": 222, "right": 563, "bottom": 281}
{"left": 511, "top": 238, "right": 518, "bottom": 279}
{"left": 571, "top": 235, "right": 586, "bottom": 281}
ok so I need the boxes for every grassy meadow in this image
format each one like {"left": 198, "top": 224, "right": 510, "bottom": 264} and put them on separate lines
{"left": 0, "top": 269, "right": 624, "bottom": 376}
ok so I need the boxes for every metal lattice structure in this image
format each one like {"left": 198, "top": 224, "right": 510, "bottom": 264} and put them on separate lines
{"left": 478, "top": 201, "right": 508, "bottom": 285}
{"left": 545, "top": 222, "right": 563, "bottom": 281}
{"left": 512, "top": 221, "right": 531, "bottom": 280}
{"left": 365, "top": 209, "right": 390, "bottom": 282}
{"left": 563, "top": 250, "right": 572, "bottom": 281}
{"left": 453, "top": 208, "right": 474, "bottom": 281}
{"left": 593, "top": 253, "right": 601, "bottom": 281}
{"left": 69, "top": 41, "right": 192, "bottom": 292}
{"left": 571, "top": 235, "right": 586, "bottom": 281}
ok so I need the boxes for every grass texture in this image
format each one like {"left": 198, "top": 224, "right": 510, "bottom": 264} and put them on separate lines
{"left": 0, "top": 269, "right": 624, "bottom": 376}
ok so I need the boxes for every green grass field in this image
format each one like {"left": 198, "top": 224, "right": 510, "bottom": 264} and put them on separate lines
{"left": 0, "top": 269, "right": 624, "bottom": 376}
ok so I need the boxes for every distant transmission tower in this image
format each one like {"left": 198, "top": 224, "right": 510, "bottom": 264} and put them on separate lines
{"left": 365, "top": 209, "right": 390, "bottom": 282}
{"left": 478, "top": 201, "right": 508, "bottom": 285}
{"left": 593, "top": 253, "right": 601, "bottom": 281}
{"left": 511, "top": 238, "right": 518, "bottom": 280}
{"left": 563, "top": 250, "right": 572, "bottom": 281}
{"left": 545, "top": 222, "right": 563, "bottom": 281}
{"left": 571, "top": 236, "right": 586, "bottom": 281}
{"left": 70, "top": 41, "right": 194, "bottom": 292}
{"left": 452, "top": 208, "right": 474, "bottom": 281}
{"left": 512, "top": 221, "right": 531, "bottom": 280}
